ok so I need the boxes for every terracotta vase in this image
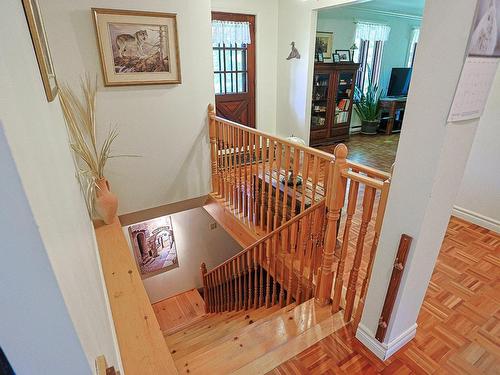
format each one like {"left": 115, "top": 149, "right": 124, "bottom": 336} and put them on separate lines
{"left": 95, "top": 178, "right": 118, "bottom": 225}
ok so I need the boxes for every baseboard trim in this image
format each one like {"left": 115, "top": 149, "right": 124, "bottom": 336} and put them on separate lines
{"left": 452, "top": 206, "right": 500, "bottom": 234}
{"left": 356, "top": 323, "right": 417, "bottom": 361}
{"left": 118, "top": 195, "right": 208, "bottom": 226}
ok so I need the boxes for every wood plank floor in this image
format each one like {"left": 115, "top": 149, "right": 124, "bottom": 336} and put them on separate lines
{"left": 152, "top": 289, "right": 205, "bottom": 333}
{"left": 268, "top": 217, "right": 500, "bottom": 374}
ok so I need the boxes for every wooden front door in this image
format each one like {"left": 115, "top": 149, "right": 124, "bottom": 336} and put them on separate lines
{"left": 212, "top": 12, "right": 256, "bottom": 128}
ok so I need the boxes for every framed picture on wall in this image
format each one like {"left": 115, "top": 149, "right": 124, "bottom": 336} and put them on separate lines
{"left": 315, "top": 31, "right": 334, "bottom": 61}
{"left": 332, "top": 53, "right": 341, "bottom": 63}
{"left": 92, "top": 8, "right": 182, "bottom": 86}
{"left": 128, "top": 215, "right": 179, "bottom": 279}
{"left": 22, "top": 0, "right": 58, "bottom": 101}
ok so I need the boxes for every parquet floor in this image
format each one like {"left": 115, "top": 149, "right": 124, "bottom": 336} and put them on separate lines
{"left": 268, "top": 217, "right": 500, "bottom": 374}
{"left": 317, "top": 134, "right": 400, "bottom": 173}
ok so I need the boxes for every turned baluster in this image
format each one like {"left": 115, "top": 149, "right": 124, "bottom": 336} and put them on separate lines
{"left": 332, "top": 180, "right": 360, "bottom": 312}
{"left": 310, "top": 156, "right": 320, "bottom": 203}
{"left": 353, "top": 175, "right": 392, "bottom": 329}
{"left": 270, "top": 232, "right": 279, "bottom": 305}
{"left": 200, "top": 263, "right": 208, "bottom": 313}
{"left": 235, "top": 256, "right": 242, "bottom": 310}
{"left": 225, "top": 123, "right": 232, "bottom": 204}
{"left": 206, "top": 271, "right": 213, "bottom": 313}
{"left": 273, "top": 143, "right": 283, "bottom": 231}
{"left": 248, "top": 133, "right": 254, "bottom": 221}
{"left": 281, "top": 145, "right": 291, "bottom": 226}
{"left": 243, "top": 131, "right": 248, "bottom": 217}
{"left": 266, "top": 141, "right": 275, "bottom": 233}
{"left": 246, "top": 250, "right": 252, "bottom": 308}
{"left": 279, "top": 220, "right": 290, "bottom": 307}
{"left": 344, "top": 185, "right": 376, "bottom": 321}
{"left": 290, "top": 148, "right": 301, "bottom": 218}
{"left": 208, "top": 105, "right": 219, "bottom": 194}
{"left": 286, "top": 222, "right": 298, "bottom": 305}
{"left": 260, "top": 137, "right": 268, "bottom": 230}
{"left": 265, "top": 238, "right": 272, "bottom": 307}
{"left": 258, "top": 242, "right": 265, "bottom": 307}
{"left": 316, "top": 144, "right": 348, "bottom": 306}
{"left": 296, "top": 214, "right": 311, "bottom": 304}
{"left": 253, "top": 247, "right": 259, "bottom": 307}
{"left": 299, "top": 153, "right": 310, "bottom": 213}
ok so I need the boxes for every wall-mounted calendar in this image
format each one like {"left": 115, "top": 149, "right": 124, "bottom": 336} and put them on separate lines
{"left": 448, "top": 0, "right": 500, "bottom": 123}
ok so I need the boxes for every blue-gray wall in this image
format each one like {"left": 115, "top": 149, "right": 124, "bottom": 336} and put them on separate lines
{"left": 317, "top": 7, "right": 422, "bottom": 95}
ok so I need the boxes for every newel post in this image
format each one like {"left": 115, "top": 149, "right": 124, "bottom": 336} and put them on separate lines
{"left": 315, "top": 144, "right": 348, "bottom": 306}
{"left": 208, "top": 104, "right": 219, "bottom": 194}
{"left": 200, "top": 262, "right": 209, "bottom": 313}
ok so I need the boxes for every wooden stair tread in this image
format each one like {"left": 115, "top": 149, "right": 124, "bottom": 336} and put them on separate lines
{"left": 178, "top": 299, "right": 344, "bottom": 374}
{"left": 165, "top": 305, "right": 283, "bottom": 360}
{"left": 204, "top": 194, "right": 265, "bottom": 248}
{"left": 152, "top": 288, "right": 205, "bottom": 333}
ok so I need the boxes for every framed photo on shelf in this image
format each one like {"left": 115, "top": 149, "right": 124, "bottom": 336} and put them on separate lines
{"left": 335, "top": 49, "right": 351, "bottom": 62}
{"left": 332, "top": 53, "right": 340, "bottom": 63}
{"left": 92, "top": 8, "right": 182, "bottom": 86}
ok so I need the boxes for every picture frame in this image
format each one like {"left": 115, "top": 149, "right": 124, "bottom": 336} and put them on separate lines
{"left": 92, "top": 8, "right": 182, "bottom": 86}
{"left": 332, "top": 53, "right": 341, "bottom": 63}
{"left": 315, "top": 32, "right": 334, "bottom": 61}
{"left": 22, "top": 0, "right": 58, "bottom": 102}
{"left": 128, "top": 215, "right": 179, "bottom": 279}
{"left": 335, "top": 49, "right": 351, "bottom": 62}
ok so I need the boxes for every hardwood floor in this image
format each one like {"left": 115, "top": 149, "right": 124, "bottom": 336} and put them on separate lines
{"left": 268, "top": 217, "right": 500, "bottom": 374}
{"left": 152, "top": 289, "right": 206, "bottom": 333}
{"left": 317, "top": 133, "right": 400, "bottom": 173}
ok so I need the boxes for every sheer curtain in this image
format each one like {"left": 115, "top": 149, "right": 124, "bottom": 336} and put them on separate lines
{"left": 354, "top": 22, "right": 391, "bottom": 93}
{"left": 212, "top": 20, "right": 251, "bottom": 45}
{"left": 407, "top": 28, "right": 420, "bottom": 67}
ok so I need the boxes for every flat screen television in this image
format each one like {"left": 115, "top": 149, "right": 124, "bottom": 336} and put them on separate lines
{"left": 387, "top": 68, "right": 412, "bottom": 97}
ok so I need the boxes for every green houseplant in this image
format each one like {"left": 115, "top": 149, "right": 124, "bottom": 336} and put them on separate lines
{"left": 354, "top": 70, "right": 382, "bottom": 135}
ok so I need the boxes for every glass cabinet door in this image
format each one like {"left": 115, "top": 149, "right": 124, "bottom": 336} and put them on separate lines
{"left": 334, "top": 72, "right": 354, "bottom": 126}
{"left": 311, "top": 73, "right": 330, "bottom": 130}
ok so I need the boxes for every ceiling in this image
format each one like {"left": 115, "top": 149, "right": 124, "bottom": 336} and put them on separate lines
{"left": 321, "top": 0, "right": 425, "bottom": 17}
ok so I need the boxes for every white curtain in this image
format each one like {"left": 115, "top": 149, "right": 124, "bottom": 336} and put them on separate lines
{"left": 355, "top": 22, "right": 391, "bottom": 42}
{"left": 407, "top": 27, "right": 420, "bottom": 67}
{"left": 212, "top": 20, "right": 251, "bottom": 45}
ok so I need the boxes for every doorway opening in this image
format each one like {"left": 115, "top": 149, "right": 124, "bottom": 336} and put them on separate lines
{"left": 310, "top": 0, "right": 424, "bottom": 173}
{"left": 211, "top": 12, "right": 256, "bottom": 128}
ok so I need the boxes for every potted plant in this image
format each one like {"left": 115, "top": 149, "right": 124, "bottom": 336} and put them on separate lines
{"left": 354, "top": 71, "right": 382, "bottom": 135}
{"left": 58, "top": 76, "right": 134, "bottom": 224}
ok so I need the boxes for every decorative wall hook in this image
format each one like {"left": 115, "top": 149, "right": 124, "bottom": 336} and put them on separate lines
{"left": 287, "top": 41, "right": 301, "bottom": 60}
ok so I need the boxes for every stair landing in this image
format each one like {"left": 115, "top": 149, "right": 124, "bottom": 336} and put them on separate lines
{"left": 164, "top": 299, "right": 346, "bottom": 374}
{"left": 152, "top": 288, "right": 206, "bottom": 333}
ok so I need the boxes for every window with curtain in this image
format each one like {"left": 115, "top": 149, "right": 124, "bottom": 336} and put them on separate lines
{"left": 212, "top": 20, "right": 251, "bottom": 95}
{"left": 407, "top": 28, "right": 420, "bottom": 68}
{"left": 353, "top": 22, "right": 391, "bottom": 95}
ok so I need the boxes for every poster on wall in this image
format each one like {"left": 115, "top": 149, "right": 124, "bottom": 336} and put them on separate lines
{"left": 448, "top": 0, "right": 500, "bottom": 122}
{"left": 128, "top": 215, "right": 178, "bottom": 279}
{"left": 92, "top": 8, "right": 182, "bottom": 86}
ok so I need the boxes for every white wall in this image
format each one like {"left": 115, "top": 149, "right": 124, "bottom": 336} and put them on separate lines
{"left": 0, "top": 1, "right": 119, "bottom": 370}
{"left": 0, "top": 126, "right": 90, "bottom": 375}
{"left": 454, "top": 67, "right": 500, "bottom": 233}
{"left": 211, "top": 0, "right": 279, "bottom": 134}
{"left": 275, "top": 0, "right": 361, "bottom": 143}
{"left": 358, "top": 0, "right": 486, "bottom": 359}
{"left": 124, "top": 207, "right": 242, "bottom": 303}
{"left": 41, "top": 0, "right": 215, "bottom": 216}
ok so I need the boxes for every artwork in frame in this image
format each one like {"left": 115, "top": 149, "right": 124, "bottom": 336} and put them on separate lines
{"left": 335, "top": 49, "right": 351, "bottom": 62}
{"left": 128, "top": 215, "right": 179, "bottom": 279}
{"left": 315, "top": 32, "right": 334, "bottom": 61}
{"left": 333, "top": 53, "right": 341, "bottom": 63}
{"left": 22, "top": 0, "right": 58, "bottom": 101}
{"left": 468, "top": 0, "right": 500, "bottom": 57}
{"left": 92, "top": 8, "right": 182, "bottom": 86}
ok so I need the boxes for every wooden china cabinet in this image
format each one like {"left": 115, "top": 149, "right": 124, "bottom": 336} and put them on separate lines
{"left": 309, "top": 62, "right": 360, "bottom": 146}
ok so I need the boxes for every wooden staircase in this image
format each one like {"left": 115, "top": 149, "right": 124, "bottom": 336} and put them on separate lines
{"left": 163, "top": 296, "right": 345, "bottom": 374}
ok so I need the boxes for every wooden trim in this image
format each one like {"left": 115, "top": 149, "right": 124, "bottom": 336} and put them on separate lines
{"left": 94, "top": 218, "right": 177, "bottom": 375}
{"left": 118, "top": 195, "right": 208, "bottom": 226}
{"left": 375, "top": 234, "right": 413, "bottom": 342}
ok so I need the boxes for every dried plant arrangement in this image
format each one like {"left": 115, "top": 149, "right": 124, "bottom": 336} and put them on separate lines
{"left": 58, "top": 75, "right": 134, "bottom": 221}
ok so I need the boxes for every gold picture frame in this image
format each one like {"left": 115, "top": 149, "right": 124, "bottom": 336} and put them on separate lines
{"left": 22, "top": 0, "right": 58, "bottom": 102}
{"left": 316, "top": 31, "right": 334, "bottom": 62}
{"left": 92, "top": 8, "right": 182, "bottom": 86}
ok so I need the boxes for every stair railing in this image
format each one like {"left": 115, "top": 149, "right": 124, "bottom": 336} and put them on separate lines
{"left": 207, "top": 104, "right": 392, "bottom": 324}
{"left": 201, "top": 199, "right": 326, "bottom": 313}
